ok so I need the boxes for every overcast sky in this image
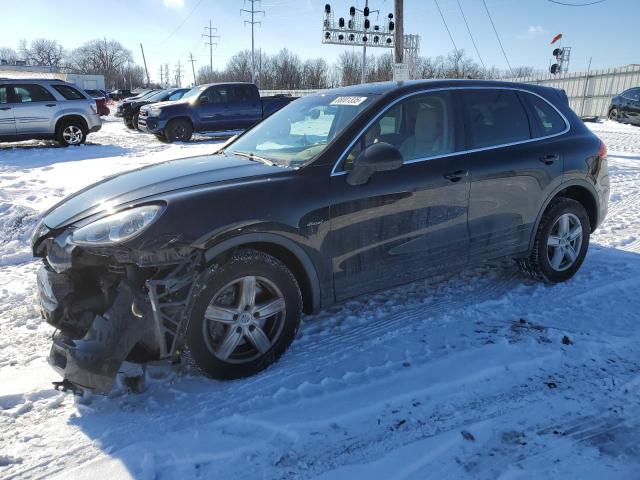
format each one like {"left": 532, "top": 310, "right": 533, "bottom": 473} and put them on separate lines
{"left": 2, "top": 0, "right": 637, "bottom": 83}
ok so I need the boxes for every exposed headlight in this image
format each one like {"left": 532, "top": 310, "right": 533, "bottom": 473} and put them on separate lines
{"left": 69, "top": 205, "right": 165, "bottom": 246}
{"left": 90, "top": 103, "right": 98, "bottom": 114}
{"left": 148, "top": 107, "right": 162, "bottom": 117}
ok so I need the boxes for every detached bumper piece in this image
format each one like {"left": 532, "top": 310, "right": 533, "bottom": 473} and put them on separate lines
{"left": 47, "top": 283, "right": 155, "bottom": 394}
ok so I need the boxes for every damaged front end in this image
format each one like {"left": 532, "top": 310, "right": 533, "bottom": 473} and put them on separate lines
{"left": 34, "top": 227, "right": 203, "bottom": 394}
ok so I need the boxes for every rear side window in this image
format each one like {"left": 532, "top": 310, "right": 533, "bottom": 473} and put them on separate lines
{"left": 462, "top": 89, "right": 530, "bottom": 149}
{"left": 168, "top": 90, "right": 184, "bottom": 101}
{"left": 232, "top": 85, "right": 256, "bottom": 102}
{"left": 12, "top": 84, "right": 55, "bottom": 103}
{"left": 525, "top": 93, "right": 567, "bottom": 136}
{"left": 52, "top": 84, "right": 86, "bottom": 100}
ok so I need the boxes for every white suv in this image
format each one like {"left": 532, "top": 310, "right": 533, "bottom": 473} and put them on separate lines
{"left": 0, "top": 78, "right": 102, "bottom": 146}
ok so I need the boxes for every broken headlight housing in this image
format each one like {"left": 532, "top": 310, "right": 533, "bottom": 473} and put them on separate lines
{"left": 69, "top": 204, "right": 165, "bottom": 246}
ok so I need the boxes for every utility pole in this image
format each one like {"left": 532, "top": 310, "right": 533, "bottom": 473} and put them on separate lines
{"left": 164, "top": 64, "right": 170, "bottom": 87}
{"left": 174, "top": 61, "right": 183, "bottom": 87}
{"left": 139, "top": 43, "right": 150, "bottom": 87}
{"left": 188, "top": 52, "right": 197, "bottom": 86}
{"left": 158, "top": 66, "right": 164, "bottom": 87}
{"left": 241, "top": 0, "right": 265, "bottom": 83}
{"left": 394, "top": 0, "right": 403, "bottom": 64}
{"left": 203, "top": 20, "right": 220, "bottom": 79}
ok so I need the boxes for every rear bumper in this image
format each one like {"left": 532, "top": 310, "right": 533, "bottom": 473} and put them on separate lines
{"left": 86, "top": 113, "right": 102, "bottom": 132}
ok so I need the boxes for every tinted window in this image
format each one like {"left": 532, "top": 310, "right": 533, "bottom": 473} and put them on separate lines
{"left": 12, "top": 84, "right": 55, "bottom": 103}
{"left": 52, "top": 84, "right": 86, "bottom": 100}
{"left": 168, "top": 90, "right": 185, "bottom": 101}
{"left": 202, "top": 86, "right": 229, "bottom": 104}
{"left": 342, "top": 91, "right": 456, "bottom": 170}
{"left": 463, "top": 89, "right": 530, "bottom": 149}
{"left": 525, "top": 93, "right": 566, "bottom": 136}
{"left": 232, "top": 85, "right": 256, "bottom": 103}
{"left": 0, "top": 86, "right": 7, "bottom": 104}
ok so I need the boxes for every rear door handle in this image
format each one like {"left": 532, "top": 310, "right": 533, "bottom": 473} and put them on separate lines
{"left": 0, "top": 107, "right": 11, "bottom": 111}
{"left": 443, "top": 170, "right": 469, "bottom": 182}
{"left": 539, "top": 154, "right": 559, "bottom": 165}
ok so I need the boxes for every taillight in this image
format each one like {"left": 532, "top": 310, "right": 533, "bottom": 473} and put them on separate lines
{"left": 598, "top": 141, "right": 607, "bottom": 159}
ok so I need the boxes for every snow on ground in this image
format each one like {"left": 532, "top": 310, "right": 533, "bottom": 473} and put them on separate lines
{"left": 1, "top": 117, "right": 640, "bottom": 479}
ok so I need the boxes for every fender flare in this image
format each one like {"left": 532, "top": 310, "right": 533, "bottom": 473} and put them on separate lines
{"left": 527, "top": 179, "right": 600, "bottom": 251}
{"left": 203, "top": 232, "right": 321, "bottom": 312}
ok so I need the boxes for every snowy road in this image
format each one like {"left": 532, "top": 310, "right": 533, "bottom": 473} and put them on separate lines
{"left": 1, "top": 117, "right": 639, "bottom": 479}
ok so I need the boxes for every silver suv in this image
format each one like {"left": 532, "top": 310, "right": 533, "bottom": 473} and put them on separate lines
{"left": 0, "top": 78, "right": 102, "bottom": 146}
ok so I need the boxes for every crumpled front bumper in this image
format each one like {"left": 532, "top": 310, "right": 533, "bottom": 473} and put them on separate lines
{"left": 37, "top": 266, "right": 155, "bottom": 393}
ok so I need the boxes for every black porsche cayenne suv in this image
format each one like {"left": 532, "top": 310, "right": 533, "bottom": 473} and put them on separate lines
{"left": 32, "top": 79, "right": 609, "bottom": 394}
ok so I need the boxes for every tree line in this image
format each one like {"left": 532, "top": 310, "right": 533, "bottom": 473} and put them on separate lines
{"left": 1, "top": 38, "right": 539, "bottom": 91}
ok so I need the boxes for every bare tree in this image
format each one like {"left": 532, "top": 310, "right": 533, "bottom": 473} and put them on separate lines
{"left": 227, "top": 50, "right": 253, "bottom": 82}
{"left": 302, "top": 58, "right": 329, "bottom": 89}
{"left": 0, "top": 47, "right": 18, "bottom": 63}
{"left": 19, "top": 38, "right": 65, "bottom": 67}
{"left": 337, "top": 51, "right": 361, "bottom": 86}
{"left": 70, "top": 38, "right": 133, "bottom": 88}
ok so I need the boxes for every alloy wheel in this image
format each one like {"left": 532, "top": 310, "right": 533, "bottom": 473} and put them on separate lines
{"left": 546, "top": 213, "right": 583, "bottom": 272}
{"left": 202, "top": 275, "right": 286, "bottom": 363}
{"left": 62, "top": 125, "right": 83, "bottom": 145}
{"left": 609, "top": 109, "right": 618, "bottom": 121}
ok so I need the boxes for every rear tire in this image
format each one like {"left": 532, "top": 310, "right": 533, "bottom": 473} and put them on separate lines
{"left": 124, "top": 119, "right": 135, "bottom": 129}
{"left": 55, "top": 120, "right": 86, "bottom": 147}
{"left": 608, "top": 108, "right": 618, "bottom": 122}
{"left": 518, "top": 198, "right": 590, "bottom": 283}
{"left": 164, "top": 119, "right": 193, "bottom": 143}
{"left": 184, "top": 249, "right": 302, "bottom": 380}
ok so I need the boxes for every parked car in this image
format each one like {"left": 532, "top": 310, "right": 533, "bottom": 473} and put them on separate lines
{"left": 84, "top": 89, "right": 110, "bottom": 116}
{"left": 138, "top": 82, "right": 297, "bottom": 142}
{"left": 32, "top": 79, "right": 609, "bottom": 394}
{"left": 115, "top": 89, "right": 159, "bottom": 118}
{"left": 608, "top": 87, "right": 640, "bottom": 125}
{"left": 0, "top": 78, "right": 101, "bottom": 146}
{"left": 121, "top": 88, "right": 189, "bottom": 129}
{"left": 109, "top": 89, "right": 132, "bottom": 101}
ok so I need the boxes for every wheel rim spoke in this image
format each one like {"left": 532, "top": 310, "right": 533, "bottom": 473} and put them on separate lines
{"left": 254, "top": 297, "right": 285, "bottom": 319}
{"left": 204, "top": 305, "right": 238, "bottom": 324}
{"left": 550, "top": 247, "right": 564, "bottom": 269}
{"left": 238, "top": 276, "right": 256, "bottom": 309}
{"left": 565, "top": 245, "right": 577, "bottom": 262}
{"left": 216, "top": 327, "right": 244, "bottom": 360}
{"left": 568, "top": 225, "right": 582, "bottom": 241}
{"left": 245, "top": 325, "right": 271, "bottom": 353}
{"left": 558, "top": 214, "right": 570, "bottom": 235}
{"left": 547, "top": 235, "right": 562, "bottom": 247}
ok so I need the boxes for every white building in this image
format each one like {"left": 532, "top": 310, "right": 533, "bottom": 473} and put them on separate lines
{"left": 0, "top": 64, "right": 105, "bottom": 90}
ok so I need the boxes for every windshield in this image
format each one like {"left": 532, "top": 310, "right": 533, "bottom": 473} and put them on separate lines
{"left": 226, "top": 93, "right": 377, "bottom": 168}
{"left": 146, "top": 90, "right": 169, "bottom": 102}
{"left": 180, "top": 85, "right": 206, "bottom": 101}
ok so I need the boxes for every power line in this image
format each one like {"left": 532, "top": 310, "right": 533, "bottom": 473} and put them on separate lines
{"left": 547, "top": 0, "right": 606, "bottom": 5}
{"left": 481, "top": 0, "right": 513, "bottom": 76}
{"left": 434, "top": 0, "right": 458, "bottom": 52}
{"left": 241, "top": 0, "right": 265, "bottom": 83}
{"left": 159, "top": 0, "right": 205, "bottom": 45}
{"left": 456, "top": 0, "right": 485, "bottom": 69}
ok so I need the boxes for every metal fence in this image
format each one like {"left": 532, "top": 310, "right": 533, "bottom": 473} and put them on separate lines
{"left": 261, "top": 64, "right": 640, "bottom": 118}
{"left": 502, "top": 64, "right": 640, "bottom": 118}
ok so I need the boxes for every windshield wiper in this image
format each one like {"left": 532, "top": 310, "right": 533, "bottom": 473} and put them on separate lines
{"left": 231, "top": 151, "right": 275, "bottom": 166}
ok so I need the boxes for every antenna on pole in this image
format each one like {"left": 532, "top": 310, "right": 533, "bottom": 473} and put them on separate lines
{"left": 203, "top": 20, "right": 220, "bottom": 81}
{"left": 241, "top": 0, "right": 265, "bottom": 83}
{"left": 188, "top": 52, "right": 197, "bottom": 86}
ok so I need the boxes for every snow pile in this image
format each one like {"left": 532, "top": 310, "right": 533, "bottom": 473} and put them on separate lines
{"left": 1, "top": 119, "right": 640, "bottom": 479}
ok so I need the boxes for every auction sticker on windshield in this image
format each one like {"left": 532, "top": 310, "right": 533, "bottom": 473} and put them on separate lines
{"left": 330, "top": 96, "right": 368, "bottom": 106}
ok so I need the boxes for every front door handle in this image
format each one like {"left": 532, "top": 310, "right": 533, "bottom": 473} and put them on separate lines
{"left": 443, "top": 170, "right": 469, "bottom": 182}
{"left": 539, "top": 154, "right": 559, "bottom": 165}
{"left": 45, "top": 103, "right": 57, "bottom": 107}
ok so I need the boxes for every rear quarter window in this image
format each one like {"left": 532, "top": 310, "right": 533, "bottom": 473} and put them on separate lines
{"left": 52, "top": 84, "right": 87, "bottom": 100}
{"left": 462, "top": 89, "right": 531, "bottom": 149}
{"left": 523, "top": 92, "right": 567, "bottom": 137}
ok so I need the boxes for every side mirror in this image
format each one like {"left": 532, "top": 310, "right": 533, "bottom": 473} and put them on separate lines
{"left": 199, "top": 96, "right": 209, "bottom": 105}
{"left": 346, "top": 142, "right": 403, "bottom": 186}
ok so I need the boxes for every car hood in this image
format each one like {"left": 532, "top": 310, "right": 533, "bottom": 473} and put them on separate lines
{"left": 141, "top": 98, "right": 190, "bottom": 112}
{"left": 42, "top": 153, "right": 283, "bottom": 229}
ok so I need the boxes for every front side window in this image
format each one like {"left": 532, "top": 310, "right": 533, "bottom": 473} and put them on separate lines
{"left": 525, "top": 93, "right": 567, "bottom": 136}
{"left": 168, "top": 90, "right": 185, "bottom": 101}
{"left": 52, "top": 84, "right": 86, "bottom": 100}
{"left": 622, "top": 88, "right": 640, "bottom": 101}
{"left": 202, "top": 87, "right": 229, "bottom": 104}
{"left": 0, "top": 86, "right": 7, "bottom": 104}
{"left": 341, "top": 91, "right": 456, "bottom": 171}
{"left": 226, "top": 93, "right": 377, "bottom": 167}
{"left": 11, "top": 84, "right": 55, "bottom": 103}
{"left": 463, "top": 89, "right": 531, "bottom": 149}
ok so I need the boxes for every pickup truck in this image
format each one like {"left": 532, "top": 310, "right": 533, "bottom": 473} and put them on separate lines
{"left": 138, "top": 82, "right": 297, "bottom": 142}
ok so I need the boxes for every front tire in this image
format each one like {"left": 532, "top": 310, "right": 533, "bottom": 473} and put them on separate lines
{"left": 184, "top": 249, "right": 302, "bottom": 380}
{"left": 164, "top": 119, "right": 193, "bottom": 143}
{"left": 518, "top": 198, "right": 590, "bottom": 283}
{"left": 133, "top": 113, "right": 140, "bottom": 130}
{"left": 608, "top": 108, "right": 618, "bottom": 122}
{"left": 55, "top": 120, "right": 86, "bottom": 147}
